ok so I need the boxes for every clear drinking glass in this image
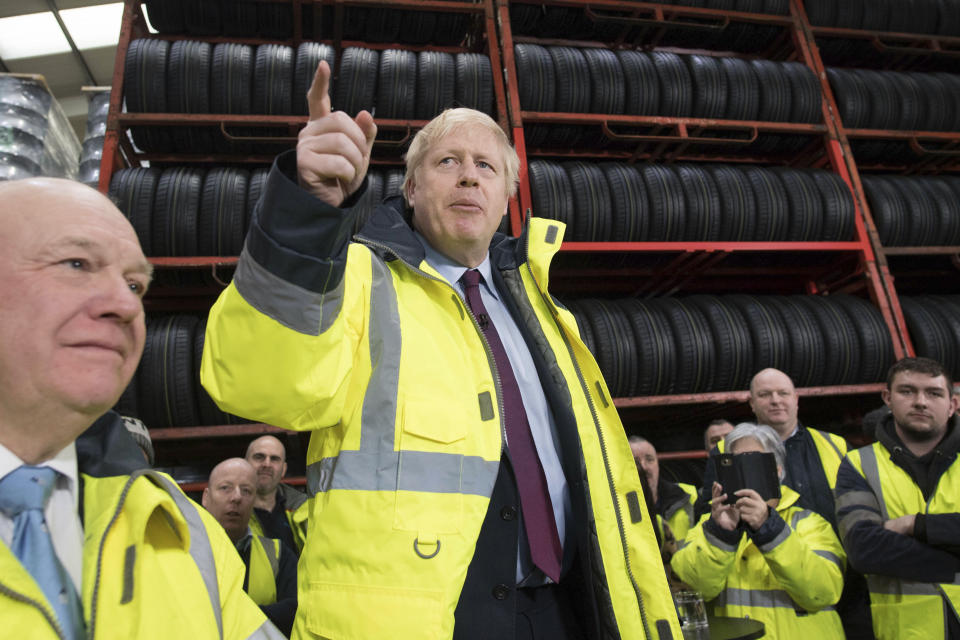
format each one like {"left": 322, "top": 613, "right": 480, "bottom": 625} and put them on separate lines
{"left": 674, "top": 589, "right": 709, "bottom": 639}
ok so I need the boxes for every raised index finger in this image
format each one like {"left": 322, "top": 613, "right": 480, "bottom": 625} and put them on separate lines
{"left": 306, "top": 60, "right": 332, "bottom": 121}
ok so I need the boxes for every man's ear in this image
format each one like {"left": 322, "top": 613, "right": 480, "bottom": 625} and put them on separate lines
{"left": 881, "top": 388, "right": 892, "bottom": 408}
{"left": 949, "top": 392, "right": 959, "bottom": 418}
{"left": 405, "top": 179, "right": 416, "bottom": 209}
{"left": 201, "top": 487, "right": 210, "bottom": 509}
{"left": 281, "top": 461, "right": 288, "bottom": 478}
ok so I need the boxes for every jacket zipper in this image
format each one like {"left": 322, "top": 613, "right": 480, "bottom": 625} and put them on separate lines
{"left": 521, "top": 246, "right": 651, "bottom": 639}
{"left": 0, "top": 579, "right": 67, "bottom": 638}
{"left": 87, "top": 473, "right": 141, "bottom": 639}
{"left": 355, "top": 236, "right": 508, "bottom": 449}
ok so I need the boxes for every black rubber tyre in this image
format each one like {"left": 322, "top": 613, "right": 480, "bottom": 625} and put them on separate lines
{"left": 752, "top": 59, "right": 792, "bottom": 122}
{"left": 253, "top": 44, "right": 293, "bottom": 115}
{"left": 886, "top": 71, "right": 924, "bottom": 132}
{"left": 140, "top": 314, "right": 201, "bottom": 428}
{"left": 800, "top": 295, "right": 862, "bottom": 385}
{"left": 774, "top": 168, "right": 822, "bottom": 241}
{"left": 432, "top": 11, "right": 470, "bottom": 46}
{"left": 602, "top": 163, "right": 648, "bottom": 241}
{"left": 168, "top": 40, "right": 212, "bottom": 152}
{"left": 826, "top": 68, "right": 871, "bottom": 129}
{"left": 383, "top": 168, "right": 404, "bottom": 200}
{"left": 199, "top": 168, "right": 248, "bottom": 256}
{"left": 686, "top": 55, "right": 728, "bottom": 119}
{"left": 183, "top": 2, "right": 220, "bottom": 35}
{"left": 833, "top": 294, "right": 894, "bottom": 383}
{"left": 211, "top": 43, "right": 253, "bottom": 114}
{"left": 416, "top": 51, "right": 455, "bottom": 120}
{"left": 744, "top": 167, "right": 789, "bottom": 241}
{"left": 674, "top": 164, "right": 721, "bottom": 241}
{"left": 293, "top": 43, "right": 335, "bottom": 116}
{"left": 144, "top": 0, "right": 184, "bottom": 33}
{"left": 804, "top": 0, "right": 837, "bottom": 25}
{"left": 763, "top": 0, "right": 789, "bottom": 15}
{"left": 547, "top": 47, "right": 590, "bottom": 147}
{"left": 564, "top": 161, "right": 612, "bottom": 241}
{"left": 109, "top": 167, "right": 160, "bottom": 256}
{"left": 919, "top": 176, "right": 960, "bottom": 246}
{"left": 258, "top": 1, "right": 293, "bottom": 39}
{"left": 938, "top": 0, "right": 960, "bottom": 37}
{"left": 861, "top": 176, "right": 907, "bottom": 246}
{"left": 582, "top": 47, "right": 624, "bottom": 115}
{"left": 455, "top": 53, "right": 494, "bottom": 116}
{"left": 377, "top": 49, "right": 417, "bottom": 120}
{"left": 892, "top": 176, "right": 938, "bottom": 246}
{"left": 932, "top": 73, "right": 960, "bottom": 133}
{"left": 352, "top": 169, "right": 384, "bottom": 235}
{"left": 768, "top": 295, "right": 820, "bottom": 388}
{"left": 125, "top": 39, "right": 169, "bottom": 113}
{"left": 616, "top": 50, "right": 659, "bottom": 116}
{"left": 642, "top": 164, "right": 686, "bottom": 241}
{"left": 652, "top": 52, "right": 693, "bottom": 117}
{"left": 708, "top": 165, "right": 756, "bottom": 241}
{"left": 564, "top": 301, "right": 598, "bottom": 361}
{"left": 194, "top": 317, "right": 239, "bottom": 425}
{"left": 622, "top": 299, "right": 678, "bottom": 396}
{"left": 528, "top": 160, "right": 574, "bottom": 230}
{"left": 859, "top": 0, "right": 890, "bottom": 30}
{"left": 901, "top": 297, "right": 954, "bottom": 367}
{"left": 811, "top": 170, "right": 855, "bottom": 241}
{"left": 333, "top": 47, "right": 379, "bottom": 117}
{"left": 400, "top": 10, "right": 437, "bottom": 45}
{"left": 718, "top": 57, "right": 760, "bottom": 121}
{"left": 783, "top": 62, "right": 821, "bottom": 123}
{"left": 687, "top": 295, "right": 753, "bottom": 391}
{"left": 246, "top": 167, "right": 269, "bottom": 231}
{"left": 857, "top": 69, "right": 900, "bottom": 130}
{"left": 514, "top": 44, "right": 555, "bottom": 112}
{"left": 154, "top": 167, "right": 204, "bottom": 257}
{"left": 911, "top": 72, "right": 952, "bottom": 132}
{"left": 660, "top": 298, "right": 716, "bottom": 394}
{"left": 728, "top": 295, "right": 790, "bottom": 372}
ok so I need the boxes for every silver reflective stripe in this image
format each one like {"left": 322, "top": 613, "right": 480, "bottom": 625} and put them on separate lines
{"left": 676, "top": 539, "right": 691, "bottom": 552}
{"left": 704, "top": 527, "right": 739, "bottom": 553}
{"left": 307, "top": 452, "right": 499, "bottom": 496}
{"left": 814, "top": 549, "right": 844, "bottom": 572}
{"left": 790, "top": 509, "right": 814, "bottom": 531}
{"left": 839, "top": 508, "right": 883, "bottom": 539}
{"left": 258, "top": 536, "right": 279, "bottom": 579}
{"left": 233, "top": 247, "right": 345, "bottom": 336}
{"left": 813, "top": 429, "right": 844, "bottom": 461}
{"left": 867, "top": 575, "right": 941, "bottom": 596}
{"left": 835, "top": 490, "right": 880, "bottom": 512}
{"left": 757, "top": 520, "right": 791, "bottom": 553}
{"left": 857, "top": 446, "right": 889, "bottom": 520}
{"left": 146, "top": 471, "right": 224, "bottom": 640}
{"left": 245, "top": 619, "right": 287, "bottom": 640}
{"left": 663, "top": 494, "right": 693, "bottom": 525}
{"left": 715, "top": 587, "right": 836, "bottom": 612}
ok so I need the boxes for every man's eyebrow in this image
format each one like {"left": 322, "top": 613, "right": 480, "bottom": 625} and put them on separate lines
{"left": 53, "top": 236, "right": 153, "bottom": 279}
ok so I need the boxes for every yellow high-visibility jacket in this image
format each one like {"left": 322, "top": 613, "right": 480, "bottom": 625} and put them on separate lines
{"left": 202, "top": 158, "right": 681, "bottom": 640}
{"left": 672, "top": 485, "right": 846, "bottom": 639}
{"left": 0, "top": 413, "right": 279, "bottom": 640}
{"left": 247, "top": 535, "right": 281, "bottom": 605}
{"left": 835, "top": 415, "right": 960, "bottom": 640}
{"left": 249, "top": 483, "right": 308, "bottom": 553}
{"left": 660, "top": 481, "right": 698, "bottom": 541}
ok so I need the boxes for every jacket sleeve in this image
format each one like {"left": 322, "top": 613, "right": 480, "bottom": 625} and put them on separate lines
{"left": 693, "top": 446, "right": 719, "bottom": 521}
{"left": 749, "top": 508, "right": 845, "bottom": 612}
{"left": 200, "top": 150, "right": 372, "bottom": 430}
{"left": 835, "top": 457, "right": 960, "bottom": 582}
{"left": 916, "top": 512, "right": 960, "bottom": 556}
{"left": 670, "top": 517, "right": 741, "bottom": 600}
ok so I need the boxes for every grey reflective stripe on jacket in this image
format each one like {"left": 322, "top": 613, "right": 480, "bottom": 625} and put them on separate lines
{"left": 866, "top": 574, "right": 941, "bottom": 596}
{"left": 234, "top": 246, "right": 345, "bottom": 336}
{"left": 857, "top": 445, "right": 889, "bottom": 520}
{"left": 304, "top": 257, "right": 500, "bottom": 501}
{"left": 257, "top": 536, "right": 280, "bottom": 578}
{"left": 145, "top": 470, "right": 225, "bottom": 640}
{"left": 245, "top": 619, "right": 287, "bottom": 640}
{"left": 715, "top": 587, "right": 836, "bottom": 612}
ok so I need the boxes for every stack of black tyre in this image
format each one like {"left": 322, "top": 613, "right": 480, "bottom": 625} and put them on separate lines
{"left": 826, "top": 68, "right": 960, "bottom": 161}
{"left": 124, "top": 38, "right": 494, "bottom": 152}
{"left": 514, "top": 44, "right": 821, "bottom": 152}
{"left": 510, "top": 0, "right": 790, "bottom": 53}
{"left": 806, "top": 0, "right": 960, "bottom": 35}
{"left": 144, "top": 0, "right": 472, "bottom": 44}
{"left": 565, "top": 294, "right": 894, "bottom": 398}
{"left": 900, "top": 296, "right": 960, "bottom": 380}
{"left": 115, "top": 314, "right": 242, "bottom": 427}
{"left": 78, "top": 91, "right": 109, "bottom": 187}
{"left": 528, "top": 160, "right": 854, "bottom": 242}
{"left": 861, "top": 175, "right": 960, "bottom": 247}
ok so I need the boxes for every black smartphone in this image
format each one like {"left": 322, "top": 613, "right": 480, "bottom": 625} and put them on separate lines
{"left": 713, "top": 451, "right": 781, "bottom": 504}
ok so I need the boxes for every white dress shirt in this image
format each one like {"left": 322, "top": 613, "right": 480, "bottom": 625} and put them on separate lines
{"left": 0, "top": 440, "right": 84, "bottom": 593}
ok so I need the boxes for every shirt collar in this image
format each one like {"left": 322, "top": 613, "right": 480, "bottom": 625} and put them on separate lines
{"left": 0, "top": 439, "right": 79, "bottom": 511}
{"left": 234, "top": 527, "right": 254, "bottom": 553}
{"left": 414, "top": 231, "right": 498, "bottom": 299}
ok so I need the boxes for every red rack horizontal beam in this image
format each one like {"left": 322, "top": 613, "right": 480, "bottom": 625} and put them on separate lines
{"left": 614, "top": 383, "right": 886, "bottom": 408}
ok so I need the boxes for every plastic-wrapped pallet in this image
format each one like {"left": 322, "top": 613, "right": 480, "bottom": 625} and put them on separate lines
{"left": 78, "top": 89, "right": 110, "bottom": 187}
{"left": 0, "top": 74, "right": 81, "bottom": 181}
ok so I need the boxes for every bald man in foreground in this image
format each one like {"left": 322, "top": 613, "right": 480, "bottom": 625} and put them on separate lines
{"left": 0, "top": 178, "right": 279, "bottom": 639}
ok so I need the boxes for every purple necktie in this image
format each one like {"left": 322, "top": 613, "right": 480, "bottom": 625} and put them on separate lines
{"left": 460, "top": 268, "right": 563, "bottom": 582}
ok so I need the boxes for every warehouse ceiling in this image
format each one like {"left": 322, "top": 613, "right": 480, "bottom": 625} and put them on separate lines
{"left": 0, "top": 0, "right": 140, "bottom": 139}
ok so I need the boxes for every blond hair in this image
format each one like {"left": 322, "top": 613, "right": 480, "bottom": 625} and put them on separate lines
{"left": 402, "top": 108, "right": 519, "bottom": 205}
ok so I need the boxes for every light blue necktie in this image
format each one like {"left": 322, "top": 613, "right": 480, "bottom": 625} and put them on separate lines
{"left": 0, "top": 466, "right": 84, "bottom": 639}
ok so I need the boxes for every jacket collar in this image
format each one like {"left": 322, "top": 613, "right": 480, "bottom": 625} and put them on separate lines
{"left": 354, "top": 195, "right": 537, "bottom": 272}
{"left": 76, "top": 410, "right": 151, "bottom": 478}
{"left": 876, "top": 412, "right": 960, "bottom": 460}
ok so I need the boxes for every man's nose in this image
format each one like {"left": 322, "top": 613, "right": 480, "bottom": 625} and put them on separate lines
{"left": 91, "top": 274, "right": 143, "bottom": 322}
{"left": 458, "top": 162, "right": 479, "bottom": 185}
